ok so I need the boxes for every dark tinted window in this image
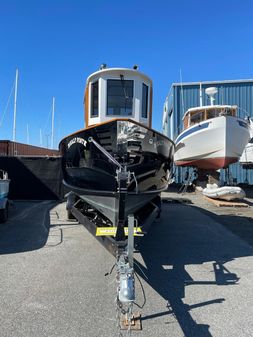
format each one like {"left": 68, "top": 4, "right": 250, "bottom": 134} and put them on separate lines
{"left": 190, "top": 111, "right": 205, "bottom": 125}
{"left": 107, "top": 79, "right": 133, "bottom": 116}
{"left": 142, "top": 83, "right": 149, "bottom": 118}
{"left": 91, "top": 81, "right": 99, "bottom": 117}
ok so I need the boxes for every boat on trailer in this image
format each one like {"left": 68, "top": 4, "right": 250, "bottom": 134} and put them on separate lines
{"left": 174, "top": 102, "right": 250, "bottom": 170}
{"left": 60, "top": 66, "right": 174, "bottom": 329}
{"left": 59, "top": 66, "right": 174, "bottom": 254}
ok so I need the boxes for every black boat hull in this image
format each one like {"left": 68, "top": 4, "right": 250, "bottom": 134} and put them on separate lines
{"left": 60, "top": 119, "right": 174, "bottom": 225}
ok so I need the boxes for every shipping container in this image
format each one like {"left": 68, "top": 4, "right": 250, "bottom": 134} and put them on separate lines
{"left": 0, "top": 156, "right": 63, "bottom": 199}
{"left": 0, "top": 140, "right": 60, "bottom": 157}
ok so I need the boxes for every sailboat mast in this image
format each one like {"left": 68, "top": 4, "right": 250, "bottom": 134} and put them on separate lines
{"left": 51, "top": 97, "right": 55, "bottom": 149}
{"left": 12, "top": 68, "right": 19, "bottom": 142}
{"left": 40, "top": 128, "right": 42, "bottom": 147}
{"left": 26, "top": 123, "right": 29, "bottom": 144}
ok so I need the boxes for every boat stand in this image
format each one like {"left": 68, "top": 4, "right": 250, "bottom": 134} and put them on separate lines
{"left": 120, "top": 312, "right": 141, "bottom": 330}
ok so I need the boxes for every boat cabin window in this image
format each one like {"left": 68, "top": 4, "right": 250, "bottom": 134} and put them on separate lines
{"left": 107, "top": 79, "right": 133, "bottom": 116}
{"left": 206, "top": 108, "right": 220, "bottom": 119}
{"left": 190, "top": 110, "right": 205, "bottom": 125}
{"left": 222, "top": 107, "right": 235, "bottom": 116}
{"left": 206, "top": 107, "right": 236, "bottom": 118}
{"left": 91, "top": 81, "right": 99, "bottom": 117}
{"left": 141, "top": 83, "right": 149, "bottom": 118}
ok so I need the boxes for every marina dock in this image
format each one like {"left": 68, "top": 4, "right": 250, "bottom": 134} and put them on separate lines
{"left": 1, "top": 191, "right": 253, "bottom": 337}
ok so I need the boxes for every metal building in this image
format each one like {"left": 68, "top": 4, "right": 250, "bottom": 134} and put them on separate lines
{"left": 162, "top": 79, "right": 253, "bottom": 184}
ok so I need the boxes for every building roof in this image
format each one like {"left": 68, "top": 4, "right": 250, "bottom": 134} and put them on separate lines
{"left": 172, "top": 78, "right": 253, "bottom": 87}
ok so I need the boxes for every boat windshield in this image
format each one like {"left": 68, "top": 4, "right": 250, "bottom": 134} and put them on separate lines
{"left": 207, "top": 107, "right": 236, "bottom": 118}
{"left": 206, "top": 108, "right": 221, "bottom": 119}
{"left": 190, "top": 110, "right": 205, "bottom": 125}
{"left": 107, "top": 79, "right": 133, "bottom": 116}
{"left": 188, "top": 107, "right": 236, "bottom": 127}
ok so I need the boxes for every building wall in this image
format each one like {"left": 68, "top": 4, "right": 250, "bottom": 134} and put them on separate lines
{"left": 163, "top": 79, "right": 253, "bottom": 184}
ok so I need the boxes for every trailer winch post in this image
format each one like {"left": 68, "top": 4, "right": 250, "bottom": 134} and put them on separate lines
{"left": 116, "top": 214, "right": 142, "bottom": 332}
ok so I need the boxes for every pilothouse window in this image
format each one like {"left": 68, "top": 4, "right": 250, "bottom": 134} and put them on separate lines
{"left": 107, "top": 79, "right": 133, "bottom": 116}
{"left": 91, "top": 81, "right": 99, "bottom": 117}
{"left": 190, "top": 111, "right": 205, "bottom": 125}
{"left": 142, "top": 83, "right": 149, "bottom": 118}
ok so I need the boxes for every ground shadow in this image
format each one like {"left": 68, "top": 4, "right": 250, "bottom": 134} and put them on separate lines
{"left": 0, "top": 200, "right": 68, "bottom": 254}
{"left": 135, "top": 202, "right": 253, "bottom": 337}
{"left": 194, "top": 206, "right": 253, "bottom": 247}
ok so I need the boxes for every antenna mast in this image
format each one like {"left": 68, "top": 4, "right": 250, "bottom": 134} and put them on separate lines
{"left": 51, "top": 97, "right": 55, "bottom": 149}
{"left": 199, "top": 82, "right": 203, "bottom": 107}
{"left": 180, "top": 68, "right": 185, "bottom": 113}
{"left": 12, "top": 68, "right": 19, "bottom": 142}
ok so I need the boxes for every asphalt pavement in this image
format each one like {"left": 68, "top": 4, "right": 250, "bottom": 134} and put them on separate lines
{"left": 0, "top": 194, "right": 253, "bottom": 337}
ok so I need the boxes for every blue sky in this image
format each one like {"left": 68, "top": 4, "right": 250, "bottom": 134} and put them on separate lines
{"left": 0, "top": 0, "right": 253, "bottom": 148}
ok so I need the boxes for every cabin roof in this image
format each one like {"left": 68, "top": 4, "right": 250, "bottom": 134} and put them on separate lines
{"left": 86, "top": 67, "right": 152, "bottom": 85}
{"left": 182, "top": 105, "right": 238, "bottom": 120}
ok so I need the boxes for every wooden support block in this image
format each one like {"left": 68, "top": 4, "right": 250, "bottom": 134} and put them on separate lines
{"left": 204, "top": 196, "right": 249, "bottom": 208}
{"left": 120, "top": 312, "right": 142, "bottom": 330}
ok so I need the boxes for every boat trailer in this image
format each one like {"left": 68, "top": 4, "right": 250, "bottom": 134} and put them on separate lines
{"left": 68, "top": 193, "right": 159, "bottom": 332}
{"left": 66, "top": 138, "right": 161, "bottom": 333}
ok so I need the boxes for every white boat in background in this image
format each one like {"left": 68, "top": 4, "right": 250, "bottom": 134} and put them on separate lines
{"left": 174, "top": 87, "right": 250, "bottom": 170}
{"left": 240, "top": 118, "right": 253, "bottom": 167}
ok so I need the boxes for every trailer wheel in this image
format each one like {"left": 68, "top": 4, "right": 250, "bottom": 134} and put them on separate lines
{"left": 0, "top": 204, "right": 8, "bottom": 223}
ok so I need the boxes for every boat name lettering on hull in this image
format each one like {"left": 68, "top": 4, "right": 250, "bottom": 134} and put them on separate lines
{"left": 68, "top": 137, "right": 87, "bottom": 149}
